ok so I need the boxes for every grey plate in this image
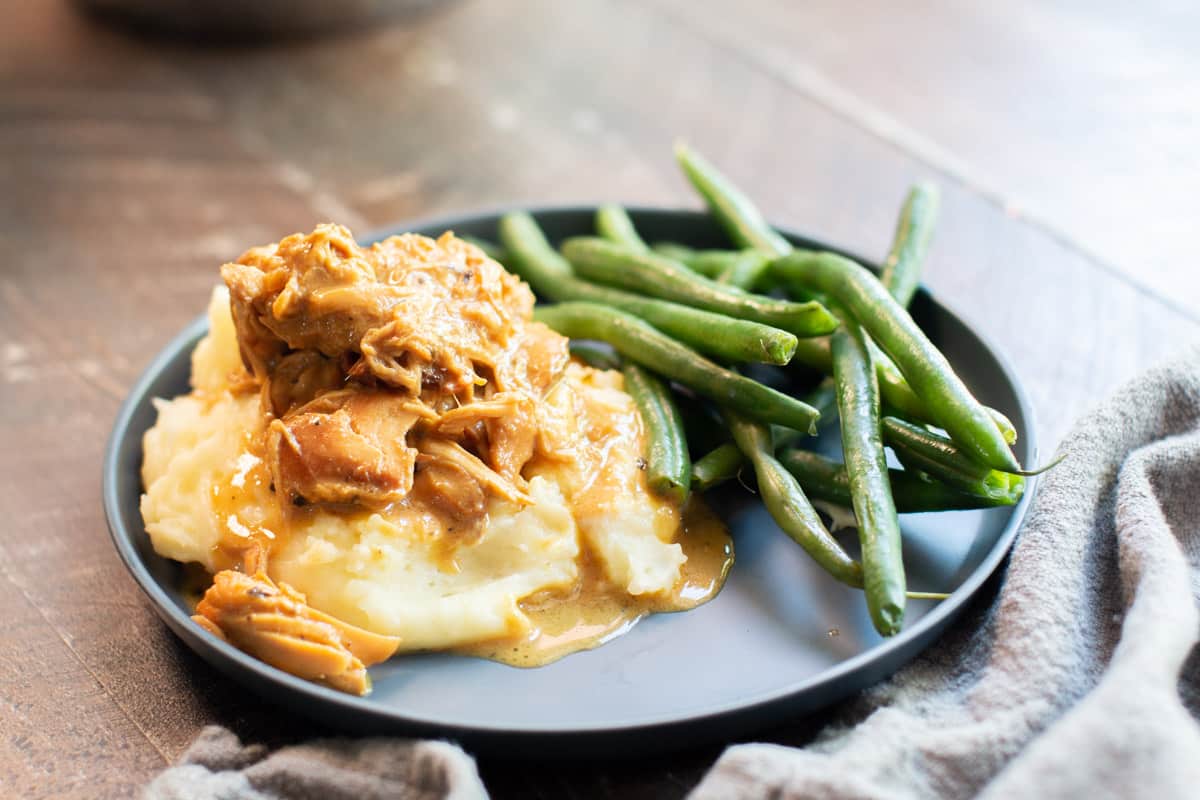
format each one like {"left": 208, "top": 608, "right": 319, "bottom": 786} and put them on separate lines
{"left": 103, "top": 207, "right": 1036, "bottom": 757}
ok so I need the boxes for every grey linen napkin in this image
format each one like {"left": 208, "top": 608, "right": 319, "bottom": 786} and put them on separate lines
{"left": 143, "top": 725, "right": 487, "bottom": 800}
{"left": 691, "top": 346, "right": 1200, "bottom": 799}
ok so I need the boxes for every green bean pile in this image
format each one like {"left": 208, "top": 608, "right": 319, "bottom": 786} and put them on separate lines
{"left": 485, "top": 144, "right": 1029, "bottom": 637}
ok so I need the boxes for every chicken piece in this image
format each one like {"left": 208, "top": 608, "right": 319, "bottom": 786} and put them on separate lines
{"left": 484, "top": 405, "right": 538, "bottom": 485}
{"left": 222, "top": 226, "right": 390, "bottom": 377}
{"left": 505, "top": 321, "right": 572, "bottom": 396}
{"left": 417, "top": 438, "right": 531, "bottom": 506}
{"left": 193, "top": 570, "right": 399, "bottom": 695}
{"left": 436, "top": 392, "right": 537, "bottom": 485}
{"left": 266, "top": 350, "right": 343, "bottom": 418}
{"left": 222, "top": 223, "right": 574, "bottom": 523}
{"left": 412, "top": 459, "right": 487, "bottom": 526}
{"left": 222, "top": 224, "right": 536, "bottom": 403}
{"left": 267, "top": 389, "right": 427, "bottom": 509}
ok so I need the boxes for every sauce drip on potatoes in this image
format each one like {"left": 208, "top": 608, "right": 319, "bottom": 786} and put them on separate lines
{"left": 458, "top": 499, "right": 732, "bottom": 667}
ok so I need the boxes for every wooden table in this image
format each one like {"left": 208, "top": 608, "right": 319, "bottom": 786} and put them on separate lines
{"left": 3, "top": 1, "right": 1197, "bottom": 796}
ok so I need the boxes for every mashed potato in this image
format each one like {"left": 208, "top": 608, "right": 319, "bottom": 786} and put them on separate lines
{"left": 141, "top": 288, "right": 688, "bottom": 652}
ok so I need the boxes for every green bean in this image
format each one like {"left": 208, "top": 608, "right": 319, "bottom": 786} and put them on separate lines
{"left": 568, "top": 341, "right": 621, "bottom": 371}
{"left": 874, "top": 346, "right": 935, "bottom": 419}
{"left": 880, "top": 183, "right": 939, "bottom": 308}
{"left": 622, "top": 364, "right": 691, "bottom": 505}
{"left": 770, "top": 246, "right": 1016, "bottom": 444}
{"left": 681, "top": 247, "right": 767, "bottom": 282}
{"left": 499, "top": 212, "right": 798, "bottom": 365}
{"left": 715, "top": 250, "right": 772, "bottom": 291}
{"left": 795, "top": 337, "right": 929, "bottom": 423}
{"left": 992, "top": 409, "right": 1018, "bottom": 446}
{"left": 674, "top": 142, "right": 793, "bottom": 256}
{"left": 558, "top": 282, "right": 797, "bottom": 366}
{"left": 775, "top": 251, "right": 1020, "bottom": 472}
{"left": 498, "top": 212, "right": 573, "bottom": 278}
{"left": 832, "top": 316, "right": 905, "bottom": 636}
{"left": 882, "top": 417, "right": 1024, "bottom": 503}
{"left": 785, "top": 272, "right": 1005, "bottom": 436}
{"left": 653, "top": 242, "right": 768, "bottom": 282}
{"left": 650, "top": 242, "right": 707, "bottom": 271}
{"left": 690, "top": 381, "right": 838, "bottom": 492}
{"left": 804, "top": 377, "right": 839, "bottom": 427}
{"left": 563, "top": 237, "right": 838, "bottom": 338}
{"left": 882, "top": 377, "right": 1018, "bottom": 446}
{"left": 792, "top": 336, "right": 1016, "bottom": 444}
{"left": 691, "top": 442, "right": 743, "bottom": 492}
{"left": 595, "top": 205, "right": 649, "bottom": 253}
{"left": 533, "top": 302, "right": 821, "bottom": 433}
{"left": 778, "top": 450, "right": 1020, "bottom": 511}
{"left": 723, "top": 410, "right": 863, "bottom": 587}
{"left": 664, "top": 162, "right": 1010, "bottom": 446}
{"left": 874, "top": 348, "right": 1016, "bottom": 444}
{"left": 461, "top": 235, "right": 509, "bottom": 263}
{"left": 876, "top": 181, "right": 940, "bottom": 452}
{"left": 691, "top": 432, "right": 797, "bottom": 492}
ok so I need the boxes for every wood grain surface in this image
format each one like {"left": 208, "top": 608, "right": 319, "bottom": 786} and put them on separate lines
{"left": 2, "top": 1, "right": 1197, "bottom": 797}
{"left": 652, "top": 0, "right": 1200, "bottom": 317}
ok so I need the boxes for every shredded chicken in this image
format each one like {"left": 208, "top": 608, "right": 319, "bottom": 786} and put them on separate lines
{"left": 199, "top": 223, "right": 612, "bottom": 694}
{"left": 265, "top": 350, "right": 343, "bottom": 418}
{"left": 266, "top": 388, "right": 426, "bottom": 509}
{"left": 222, "top": 224, "right": 538, "bottom": 399}
{"left": 221, "top": 224, "right": 570, "bottom": 516}
{"left": 435, "top": 392, "right": 538, "bottom": 485}
{"left": 417, "top": 438, "right": 531, "bottom": 506}
{"left": 193, "top": 570, "right": 400, "bottom": 695}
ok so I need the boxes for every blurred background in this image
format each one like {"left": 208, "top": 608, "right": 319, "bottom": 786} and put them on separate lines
{"left": 10, "top": 0, "right": 1198, "bottom": 302}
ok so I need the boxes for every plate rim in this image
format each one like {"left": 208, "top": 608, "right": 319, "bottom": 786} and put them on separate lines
{"left": 103, "top": 204, "right": 1038, "bottom": 741}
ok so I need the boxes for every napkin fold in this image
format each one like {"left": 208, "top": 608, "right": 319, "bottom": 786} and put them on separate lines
{"left": 146, "top": 348, "right": 1200, "bottom": 800}
{"left": 691, "top": 346, "right": 1200, "bottom": 799}
{"left": 142, "top": 725, "right": 487, "bottom": 800}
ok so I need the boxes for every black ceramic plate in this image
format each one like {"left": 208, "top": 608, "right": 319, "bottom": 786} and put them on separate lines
{"left": 103, "top": 207, "right": 1036, "bottom": 757}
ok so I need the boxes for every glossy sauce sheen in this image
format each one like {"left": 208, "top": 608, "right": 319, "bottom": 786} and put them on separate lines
{"left": 456, "top": 499, "right": 733, "bottom": 667}
{"left": 198, "top": 398, "right": 737, "bottom": 669}
{"left": 208, "top": 430, "right": 280, "bottom": 572}
{"left": 201, "top": 443, "right": 735, "bottom": 669}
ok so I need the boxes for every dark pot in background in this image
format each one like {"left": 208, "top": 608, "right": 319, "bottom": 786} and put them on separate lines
{"left": 74, "top": 0, "right": 453, "bottom": 40}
